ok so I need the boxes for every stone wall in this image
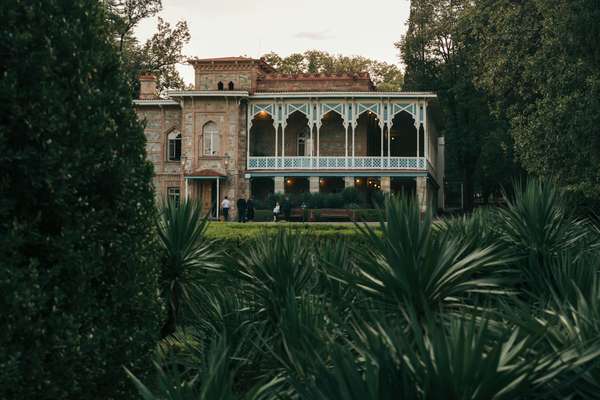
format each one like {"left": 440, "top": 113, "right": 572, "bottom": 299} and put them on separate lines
{"left": 256, "top": 73, "right": 373, "bottom": 92}
{"left": 135, "top": 105, "right": 182, "bottom": 201}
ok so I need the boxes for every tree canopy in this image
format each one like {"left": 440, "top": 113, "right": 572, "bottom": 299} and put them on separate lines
{"left": 0, "top": 0, "right": 161, "bottom": 398}
{"left": 262, "top": 50, "right": 404, "bottom": 91}
{"left": 105, "top": 0, "right": 191, "bottom": 93}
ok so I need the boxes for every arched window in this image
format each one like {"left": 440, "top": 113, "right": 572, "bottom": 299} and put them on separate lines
{"left": 203, "top": 122, "right": 220, "bottom": 156}
{"left": 217, "top": 81, "right": 224, "bottom": 90}
{"left": 167, "top": 130, "right": 181, "bottom": 161}
{"left": 228, "top": 81, "right": 234, "bottom": 90}
{"left": 297, "top": 126, "right": 309, "bottom": 156}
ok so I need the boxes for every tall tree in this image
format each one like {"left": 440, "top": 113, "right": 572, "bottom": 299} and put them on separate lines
{"left": 0, "top": 0, "right": 161, "bottom": 398}
{"left": 262, "top": 50, "right": 404, "bottom": 91}
{"left": 106, "top": 0, "right": 191, "bottom": 93}
{"left": 398, "top": 0, "right": 522, "bottom": 210}
{"left": 469, "top": 0, "right": 600, "bottom": 206}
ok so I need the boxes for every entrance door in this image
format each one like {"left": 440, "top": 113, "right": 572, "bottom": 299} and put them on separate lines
{"left": 199, "top": 181, "right": 213, "bottom": 217}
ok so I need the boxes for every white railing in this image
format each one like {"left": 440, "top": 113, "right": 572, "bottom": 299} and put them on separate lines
{"left": 248, "top": 156, "right": 426, "bottom": 170}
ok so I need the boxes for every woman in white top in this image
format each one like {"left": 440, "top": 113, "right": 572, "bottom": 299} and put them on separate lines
{"left": 273, "top": 202, "right": 280, "bottom": 222}
{"left": 221, "top": 196, "right": 230, "bottom": 221}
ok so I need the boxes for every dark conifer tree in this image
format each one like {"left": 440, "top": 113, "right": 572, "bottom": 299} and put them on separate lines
{"left": 0, "top": 1, "right": 161, "bottom": 398}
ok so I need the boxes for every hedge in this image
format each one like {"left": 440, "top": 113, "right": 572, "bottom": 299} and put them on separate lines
{"left": 205, "top": 222, "right": 379, "bottom": 253}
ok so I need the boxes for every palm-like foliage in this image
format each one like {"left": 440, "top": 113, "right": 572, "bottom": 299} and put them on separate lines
{"left": 498, "top": 179, "right": 587, "bottom": 260}
{"left": 157, "top": 199, "right": 220, "bottom": 337}
{"left": 339, "top": 196, "right": 510, "bottom": 316}
{"left": 128, "top": 180, "right": 600, "bottom": 400}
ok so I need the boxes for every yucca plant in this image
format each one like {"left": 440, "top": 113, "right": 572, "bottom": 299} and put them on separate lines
{"left": 336, "top": 196, "right": 510, "bottom": 318}
{"left": 222, "top": 230, "right": 317, "bottom": 325}
{"left": 157, "top": 199, "right": 221, "bottom": 337}
{"left": 498, "top": 179, "right": 588, "bottom": 262}
{"left": 126, "top": 337, "right": 282, "bottom": 400}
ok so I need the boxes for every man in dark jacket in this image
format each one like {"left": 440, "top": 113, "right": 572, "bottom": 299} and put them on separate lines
{"left": 236, "top": 197, "right": 247, "bottom": 222}
{"left": 245, "top": 197, "right": 254, "bottom": 222}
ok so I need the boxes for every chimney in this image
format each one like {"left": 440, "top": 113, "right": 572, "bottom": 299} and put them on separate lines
{"left": 139, "top": 74, "right": 157, "bottom": 99}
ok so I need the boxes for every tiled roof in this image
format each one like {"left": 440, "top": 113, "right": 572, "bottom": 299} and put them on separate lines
{"left": 260, "top": 72, "right": 371, "bottom": 80}
{"left": 189, "top": 56, "right": 255, "bottom": 62}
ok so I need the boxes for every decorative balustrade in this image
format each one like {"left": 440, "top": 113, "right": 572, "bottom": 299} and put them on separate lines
{"left": 248, "top": 156, "right": 427, "bottom": 170}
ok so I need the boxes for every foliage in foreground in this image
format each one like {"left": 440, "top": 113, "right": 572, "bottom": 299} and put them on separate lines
{"left": 0, "top": 1, "right": 161, "bottom": 399}
{"left": 131, "top": 180, "right": 600, "bottom": 399}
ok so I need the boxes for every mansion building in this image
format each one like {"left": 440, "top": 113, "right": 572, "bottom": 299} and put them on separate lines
{"left": 133, "top": 56, "right": 444, "bottom": 218}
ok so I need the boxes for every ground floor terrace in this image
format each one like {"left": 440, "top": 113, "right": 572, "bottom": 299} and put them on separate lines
{"left": 180, "top": 173, "right": 438, "bottom": 219}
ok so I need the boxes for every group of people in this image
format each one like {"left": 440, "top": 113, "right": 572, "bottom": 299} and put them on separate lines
{"left": 219, "top": 196, "right": 294, "bottom": 222}
{"left": 219, "top": 196, "right": 255, "bottom": 222}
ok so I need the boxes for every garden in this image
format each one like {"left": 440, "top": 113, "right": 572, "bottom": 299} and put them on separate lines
{"left": 129, "top": 180, "right": 600, "bottom": 399}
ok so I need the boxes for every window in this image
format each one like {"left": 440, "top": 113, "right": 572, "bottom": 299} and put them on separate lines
{"left": 167, "top": 187, "right": 180, "bottom": 207}
{"left": 167, "top": 131, "right": 181, "bottom": 161}
{"left": 228, "top": 81, "right": 234, "bottom": 90}
{"left": 203, "top": 122, "right": 220, "bottom": 156}
{"left": 217, "top": 81, "right": 224, "bottom": 90}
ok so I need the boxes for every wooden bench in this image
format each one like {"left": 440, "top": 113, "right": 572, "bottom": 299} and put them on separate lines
{"left": 289, "top": 208, "right": 307, "bottom": 221}
{"left": 310, "top": 209, "right": 355, "bottom": 222}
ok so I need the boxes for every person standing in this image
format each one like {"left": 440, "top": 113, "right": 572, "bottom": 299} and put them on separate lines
{"left": 236, "top": 197, "right": 247, "bottom": 222}
{"left": 221, "top": 196, "right": 230, "bottom": 221}
{"left": 246, "top": 197, "right": 254, "bottom": 222}
{"left": 273, "top": 202, "right": 280, "bottom": 222}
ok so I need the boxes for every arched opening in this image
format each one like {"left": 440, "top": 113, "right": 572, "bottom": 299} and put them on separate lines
{"left": 250, "top": 112, "right": 275, "bottom": 156}
{"left": 217, "top": 81, "right": 224, "bottom": 91}
{"left": 390, "top": 111, "right": 417, "bottom": 157}
{"left": 319, "top": 111, "right": 345, "bottom": 156}
{"left": 228, "top": 81, "right": 234, "bottom": 90}
{"left": 202, "top": 122, "right": 220, "bottom": 156}
{"left": 285, "top": 111, "right": 311, "bottom": 156}
{"left": 356, "top": 111, "right": 382, "bottom": 156}
{"left": 167, "top": 130, "right": 181, "bottom": 161}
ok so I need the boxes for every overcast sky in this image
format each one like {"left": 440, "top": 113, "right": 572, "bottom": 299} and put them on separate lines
{"left": 134, "top": 0, "right": 411, "bottom": 84}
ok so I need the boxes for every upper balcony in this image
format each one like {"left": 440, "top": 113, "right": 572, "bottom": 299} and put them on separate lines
{"left": 246, "top": 94, "right": 438, "bottom": 176}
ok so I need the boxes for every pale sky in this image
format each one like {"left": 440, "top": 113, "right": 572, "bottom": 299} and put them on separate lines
{"left": 135, "top": 0, "right": 411, "bottom": 85}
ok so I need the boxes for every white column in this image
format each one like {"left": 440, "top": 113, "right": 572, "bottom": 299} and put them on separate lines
{"left": 274, "top": 176, "right": 284, "bottom": 194}
{"left": 275, "top": 124, "right": 278, "bottom": 158}
{"left": 282, "top": 124, "right": 286, "bottom": 167}
{"left": 316, "top": 123, "right": 321, "bottom": 170}
{"left": 380, "top": 123, "right": 384, "bottom": 167}
{"left": 381, "top": 176, "right": 391, "bottom": 193}
{"left": 351, "top": 123, "right": 355, "bottom": 159}
{"left": 344, "top": 176, "right": 354, "bottom": 188}
{"left": 387, "top": 123, "right": 391, "bottom": 164}
{"left": 309, "top": 176, "right": 320, "bottom": 193}
{"left": 216, "top": 178, "right": 220, "bottom": 219}
{"left": 424, "top": 102, "right": 428, "bottom": 166}
{"left": 185, "top": 178, "right": 189, "bottom": 201}
{"left": 344, "top": 124, "right": 348, "bottom": 158}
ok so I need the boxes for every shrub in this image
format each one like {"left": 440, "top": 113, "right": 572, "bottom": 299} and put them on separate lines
{"left": 325, "top": 193, "right": 345, "bottom": 208}
{"left": 342, "top": 187, "right": 360, "bottom": 205}
{"left": 0, "top": 2, "right": 161, "bottom": 398}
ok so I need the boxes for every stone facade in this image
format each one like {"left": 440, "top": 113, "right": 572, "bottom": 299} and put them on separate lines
{"left": 134, "top": 56, "right": 443, "bottom": 217}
